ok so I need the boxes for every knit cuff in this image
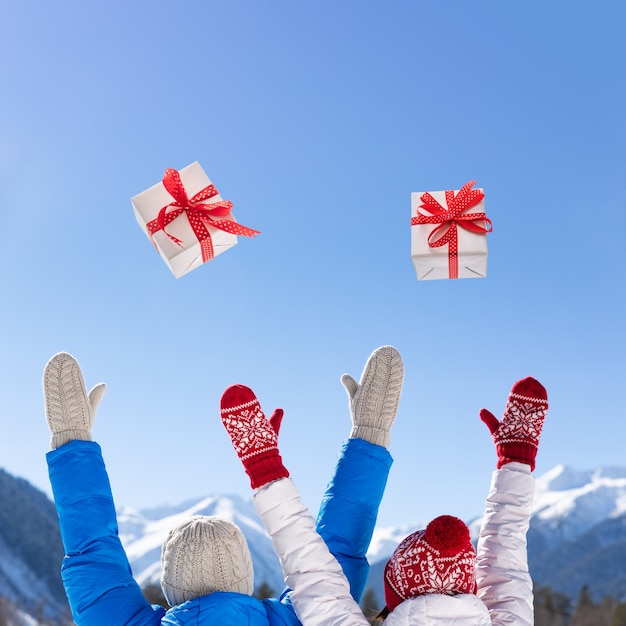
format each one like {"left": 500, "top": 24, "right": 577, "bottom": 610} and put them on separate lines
{"left": 496, "top": 442, "right": 538, "bottom": 472}
{"left": 246, "top": 452, "right": 289, "bottom": 490}
{"left": 51, "top": 429, "right": 92, "bottom": 450}
{"left": 350, "top": 425, "right": 390, "bottom": 450}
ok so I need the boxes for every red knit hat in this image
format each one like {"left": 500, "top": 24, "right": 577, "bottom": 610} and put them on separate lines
{"left": 383, "top": 515, "right": 477, "bottom": 611}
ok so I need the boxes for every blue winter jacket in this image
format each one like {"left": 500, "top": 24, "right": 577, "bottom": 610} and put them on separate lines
{"left": 47, "top": 438, "right": 391, "bottom": 625}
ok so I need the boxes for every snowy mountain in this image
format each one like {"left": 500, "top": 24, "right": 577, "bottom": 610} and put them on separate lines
{"left": 3, "top": 462, "right": 626, "bottom": 624}
{"left": 120, "top": 464, "right": 626, "bottom": 607}
{"left": 364, "top": 464, "right": 626, "bottom": 605}
{"left": 524, "top": 464, "right": 626, "bottom": 602}
{"left": 0, "top": 469, "right": 71, "bottom": 625}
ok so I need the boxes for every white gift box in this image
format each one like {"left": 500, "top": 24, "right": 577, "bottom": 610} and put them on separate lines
{"left": 131, "top": 162, "right": 240, "bottom": 278}
{"left": 411, "top": 186, "right": 489, "bottom": 281}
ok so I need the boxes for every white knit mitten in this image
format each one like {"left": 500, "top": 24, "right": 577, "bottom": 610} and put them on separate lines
{"left": 341, "top": 346, "right": 404, "bottom": 449}
{"left": 43, "top": 352, "right": 106, "bottom": 450}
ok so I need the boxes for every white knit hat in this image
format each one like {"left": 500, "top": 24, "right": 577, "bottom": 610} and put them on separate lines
{"left": 161, "top": 516, "right": 254, "bottom": 606}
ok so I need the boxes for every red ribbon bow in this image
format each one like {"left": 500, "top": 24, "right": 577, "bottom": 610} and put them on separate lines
{"left": 411, "top": 180, "right": 492, "bottom": 279}
{"left": 147, "top": 169, "right": 260, "bottom": 263}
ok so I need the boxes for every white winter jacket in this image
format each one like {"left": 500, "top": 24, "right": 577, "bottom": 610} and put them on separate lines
{"left": 254, "top": 463, "right": 534, "bottom": 626}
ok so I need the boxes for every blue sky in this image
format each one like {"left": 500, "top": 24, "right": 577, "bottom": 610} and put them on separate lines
{"left": 1, "top": 1, "right": 624, "bottom": 528}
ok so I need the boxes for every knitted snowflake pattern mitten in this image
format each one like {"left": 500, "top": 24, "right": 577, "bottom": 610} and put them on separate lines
{"left": 480, "top": 376, "right": 548, "bottom": 471}
{"left": 220, "top": 385, "right": 289, "bottom": 489}
{"left": 340, "top": 346, "right": 404, "bottom": 449}
{"left": 43, "top": 352, "right": 106, "bottom": 450}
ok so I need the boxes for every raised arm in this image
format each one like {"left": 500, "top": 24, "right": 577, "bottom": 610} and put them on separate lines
{"left": 44, "top": 352, "right": 164, "bottom": 626}
{"left": 475, "top": 377, "right": 548, "bottom": 626}
{"left": 220, "top": 384, "right": 370, "bottom": 626}
{"left": 316, "top": 345, "right": 402, "bottom": 602}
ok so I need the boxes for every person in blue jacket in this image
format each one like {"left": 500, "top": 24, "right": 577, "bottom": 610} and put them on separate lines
{"left": 43, "top": 346, "right": 404, "bottom": 625}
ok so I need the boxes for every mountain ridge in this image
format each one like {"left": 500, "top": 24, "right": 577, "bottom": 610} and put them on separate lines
{"left": 0, "top": 467, "right": 71, "bottom": 625}
{"left": 3, "top": 462, "right": 626, "bottom": 624}
{"left": 119, "top": 463, "right": 626, "bottom": 605}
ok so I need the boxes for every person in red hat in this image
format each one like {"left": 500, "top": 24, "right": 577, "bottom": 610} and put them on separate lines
{"left": 221, "top": 376, "right": 547, "bottom": 626}
{"left": 368, "top": 376, "right": 546, "bottom": 625}
{"left": 382, "top": 514, "right": 478, "bottom": 610}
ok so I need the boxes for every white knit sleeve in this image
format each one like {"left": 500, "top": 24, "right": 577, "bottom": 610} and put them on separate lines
{"left": 475, "top": 462, "right": 535, "bottom": 626}
{"left": 253, "top": 478, "right": 370, "bottom": 626}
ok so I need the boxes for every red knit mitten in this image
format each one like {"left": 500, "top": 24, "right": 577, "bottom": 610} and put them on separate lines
{"left": 480, "top": 377, "right": 548, "bottom": 471}
{"left": 220, "top": 385, "right": 289, "bottom": 489}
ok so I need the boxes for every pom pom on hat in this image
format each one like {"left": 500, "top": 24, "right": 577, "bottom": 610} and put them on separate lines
{"left": 423, "top": 515, "right": 471, "bottom": 556}
{"left": 161, "top": 516, "right": 254, "bottom": 607}
{"left": 383, "top": 515, "right": 476, "bottom": 612}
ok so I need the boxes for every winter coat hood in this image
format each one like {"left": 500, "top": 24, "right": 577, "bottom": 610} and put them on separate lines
{"left": 160, "top": 592, "right": 300, "bottom": 626}
{"left": 384, "top": 594, "right": 492, "bottom": 626}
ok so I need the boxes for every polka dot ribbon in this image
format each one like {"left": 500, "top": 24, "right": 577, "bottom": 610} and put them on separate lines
{"left": 411, "top": 181, "right": 492, "bottom": 279}
{"left": 147, "top": 169, "right": 260, "bottom": 263}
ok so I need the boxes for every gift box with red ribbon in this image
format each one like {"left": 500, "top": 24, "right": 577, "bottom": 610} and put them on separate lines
{"left": 131, "top": 161, "right": 259, "bottom": 278}
{"left": 410, "top": 180, "right": 492, "bottom": 281}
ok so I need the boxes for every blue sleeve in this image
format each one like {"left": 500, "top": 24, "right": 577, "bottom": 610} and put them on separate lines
{"left": 263, "top": 596, "right": 302, "bottom": 626}
{"left": 315, "top": 438, "right": 392, "bottom": 602}
{"left": 47, "top": 440, "right": 166, "bottom": 626}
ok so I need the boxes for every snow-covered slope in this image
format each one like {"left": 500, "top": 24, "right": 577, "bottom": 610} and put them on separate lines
{"left": 525, "top": 465, "right": 626, "bottom": 602}
{"left": 531, "top": 464, "right": 626, "bottom": 545}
